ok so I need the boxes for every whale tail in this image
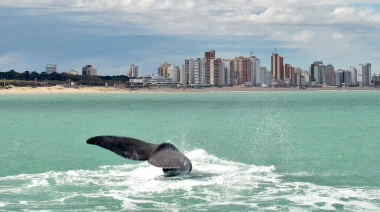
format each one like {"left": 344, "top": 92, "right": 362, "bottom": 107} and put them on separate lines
{"left": 86, "top": 136, "right": 192, "bottom": 173}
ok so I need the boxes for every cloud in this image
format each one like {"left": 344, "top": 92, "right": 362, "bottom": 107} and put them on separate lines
{"left": 0, "top": 52, "right": 39, "bottom": 71}
{"left": 332, "top": 32, "right": 344, "bottom": 40}
{"left": 2, "top": 1, "right": 379, "bottom": 25}
{"left": 0, "top": 53, "right": 24, "bottom": 67}
{"left": 0, "top": 0, "right": 379, "bottom": 74}
{"left": 2, "top": 1, "right": 379, "bottom": 39}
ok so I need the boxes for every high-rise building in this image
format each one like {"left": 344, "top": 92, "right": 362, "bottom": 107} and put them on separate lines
{"left": 128, "top": 64, "right": 138, "bottom": 78}
{"left": 179, "top": 64, "right": 186, "bottom": 85}
{"left": 335, "top": 70, "right": 344, "bottom": 86}
{"left": 371, "top": 74, "right": 379, "bottom": 85}
{"left": 284, "top": 64, "right": 292, "bottom": 79}
{"left": 284, "top": 64, "right": 291, "bottom": 79}
{"left": 194, "top": 58, "right": 201, "bottom": 85}
{"left": 185, "top": 58, "right": 195, "bottom": 85}
{"left": 271, "top": 53, "right": 284, "bottom": 81}
{"left": 158, "top": 62, "right": 171, "bottom": 78}
{"left": 209, "top": 59, "right": 215, "bottom": 86}
{"left": 343, "top": 70, "right": 352, "bottom": 86}
{"left": 205, "top": 50, "right": 215, "bottom": 60}
{"left": 231, "top": 56, "right": 252, "bottom": 85}
{"left": 46, "top": 64, "right": 57, "bottom": 74}
{"left": 250, "top": 55, "right": 261, "bottom": 86}
{"left": 349, "top": 66, "right": 358, "bottom": 85}
{"left": 290, "top": 67, "right": 303, "bottom": 86}
{"left": 199, "top": 57, "right": 210, "bottom": 86}
{"left": 222, "top": 59, "right": 231, "bottom": 86}
{"left": 325, "top": 64, "right": 335, "bottom": 86}
{"left": 291, "top": 67, "right": 303, "bottom": 86}
{"left": 360, "top": 63, "right": 371, "bottom": 86}
{"left": 303, "top": 70, "right": 310, "bottom": 85}
{"left": 167, "top": 65, "right": 178, "bottom": 83}
{"left": 82, "top": 65, "right": 97, "bottom": 76}
{"left": 260, "top": 67, "right": 270, "bottom": 86}
{"left": 209, "top": 58, "right": 223, "bottom": 86}
{"left": 310, "top": 61, "right": 324, "bottom": 86}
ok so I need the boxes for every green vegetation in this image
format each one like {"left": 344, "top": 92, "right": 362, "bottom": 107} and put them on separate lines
{"left": 0, "top": 70, "right": 129, "bottom": 87}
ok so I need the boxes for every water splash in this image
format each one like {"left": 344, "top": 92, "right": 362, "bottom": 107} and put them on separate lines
{"left": 0, "top": 149, "right": 378, "bottom": 211}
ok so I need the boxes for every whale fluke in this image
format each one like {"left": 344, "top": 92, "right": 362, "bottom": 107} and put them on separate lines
{"left": 86, "top": 136, "right": 192, "bottom": 174}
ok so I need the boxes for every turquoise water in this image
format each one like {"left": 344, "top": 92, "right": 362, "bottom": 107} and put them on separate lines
{"left": 0, "top": 91, "right": 379, "bottom": 211}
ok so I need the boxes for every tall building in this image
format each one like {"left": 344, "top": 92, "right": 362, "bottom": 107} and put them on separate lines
{"left": 205, "top": 50, "right": 215, "bottom": 60}
{"left": 167, "top": 65, "right": 179, "bottom": 83}
{"left": 335, "top": 70, "right": 344, "bottom": 86}
{"left": 209, "top": 58, "right": 223, "bottom": 86}
{"left": 46, "top": 64, "right": 57, "bottom": 74}
{"left": 260, "top": 67, "right": 270, "bottom": 86}
{"left": 222, "top": 59, "right": 231, "bottom": 86}
{"left": 292, "top": 67, "right": 303, "bottom": 86}
{"left": 158, "top": 62, "right": 171, "bottom": 78}
{"left": 82, "top": 65, "right": 97, "bottom": 76}
{"left": 325, "top": 64, "right": 335, "bottom": 86}
{"left": 271, "top": 53, "right": 283, "bottom": 81}
{"left": 250, "top": 55, "right": 261, "bottom": 86}
{"left": 349, "top": 66, "right": 358, "bottom": 85}
{"left": 199, "top": 57, "right": 210, "bottom": 86}
{"left": 179, "top": 64, "right": 186, "bottom": 85}
{"left": 284, "top": 63, "right": 293, "bottom": 85}
{"left": 128, "top": 64, "right": 138, "bottom": 78}
{"left": 310, "top": 61, "right": 324, "bottom": 86}
{"left": 291, "top": 67, "right": 303, "bottom": 86}
{"left": 194, "top": 58, "right": 201, "bottom": 85}
{"left": 195, "top": 50, "right": 216, "bottom": 86}
{"left": 343, "top": 70, "right": 352, "bottom": 86}
{"left": 231, "top": 56, "right": 252, "bottom": 85}
{"left": 371, "top": 74, "right": 379, "bottom": 85}
{"left": 303, "top": 70, "right": 310, "bottom": 85}
{"left": 185, "top": 58, "right": 195, "bottom": 85}
{"left": 209, "top": 59, "right": 214, "bottom": 86}
{"left": 360, "top": 63, "right": 371, "bottom": 86}
{"left": 284, "top": 64, "right": 292, "bottom": 79}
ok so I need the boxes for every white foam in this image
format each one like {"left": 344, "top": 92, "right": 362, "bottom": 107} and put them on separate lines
{"left": 27, "top": 178, "right": 49, "bottom": 188}
{"left": 0, "top": 149, "right": 379, "bottom": 211}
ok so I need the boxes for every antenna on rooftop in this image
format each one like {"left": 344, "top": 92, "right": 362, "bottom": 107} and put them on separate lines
{"left": 275, "top": 48, "right": 277, "bottom": 53}
{"left": 250, "top": 52, "right": 252, "bottom": 57}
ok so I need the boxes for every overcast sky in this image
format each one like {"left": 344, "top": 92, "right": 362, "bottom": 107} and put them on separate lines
{"left": 0, "top": 0, "right": 379, "bottom": 76}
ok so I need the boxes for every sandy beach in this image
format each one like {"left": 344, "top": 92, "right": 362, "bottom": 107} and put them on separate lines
{"left": 1, "top": 85, "right": 380, "bottom": 94}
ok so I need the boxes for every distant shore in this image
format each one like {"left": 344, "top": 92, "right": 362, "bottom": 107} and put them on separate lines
{"left": 1, "top": 85, "right": 380, "bottom": 94}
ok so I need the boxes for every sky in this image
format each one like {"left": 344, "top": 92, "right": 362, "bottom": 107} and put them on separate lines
{"left": 0, "top": 0, "right": 379, "bottom": 76}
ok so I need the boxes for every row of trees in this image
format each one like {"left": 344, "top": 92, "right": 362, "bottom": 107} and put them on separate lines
{"left": 0, "top": 70, "right": 130, "bottom": 86}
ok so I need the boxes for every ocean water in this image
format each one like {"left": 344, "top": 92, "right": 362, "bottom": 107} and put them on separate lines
{"left": 0, "top": 91, "right": 379, "bottom": 211}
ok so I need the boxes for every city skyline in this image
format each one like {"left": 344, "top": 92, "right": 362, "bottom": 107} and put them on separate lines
{"left": 0, "top": 51, "right": 375, "bottom": 77}
{"left": 0, "top": 1, "right": 379, "bottom": 76}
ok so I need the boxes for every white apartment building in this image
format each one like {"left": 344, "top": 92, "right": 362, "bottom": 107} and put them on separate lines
{"left": 250, "top": 56, "right": 261, "bottom": 86}
{"left": 128, "top": 64, "right": 139, "bottom": 78}
{"left": 167, "top": 65, "right": 178, "bottom": 83}
{"left": 349, "top": 66, "right": 358, "bottom": 85}
{"left": 222, "top": 60, "right": 231, "bottom": 86}
{"left": 185, "top": 58, "right": 195, "bottom": 85}
{"left": 194, "top": 58, "right": 201, "bottom": 85}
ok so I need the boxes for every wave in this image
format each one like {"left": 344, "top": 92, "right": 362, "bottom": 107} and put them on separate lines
{"left": 0, "top": 149, "right": 379, "bottom": 211}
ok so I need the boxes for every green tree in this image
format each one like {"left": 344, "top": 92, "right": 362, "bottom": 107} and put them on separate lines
{"left": 21, "top": 71, "right": 31, "bottom": 80}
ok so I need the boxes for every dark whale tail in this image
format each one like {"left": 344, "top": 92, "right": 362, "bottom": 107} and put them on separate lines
{"left": 86, "top": 136, "right": 192, "bottom": 174}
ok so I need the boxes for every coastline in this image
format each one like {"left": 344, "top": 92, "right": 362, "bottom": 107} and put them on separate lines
{"left": 1, "top": 85, "right": 380, "bottom": 95}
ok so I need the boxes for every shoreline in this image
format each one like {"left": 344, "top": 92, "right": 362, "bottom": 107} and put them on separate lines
{"left": 1, "top": 85, "right": 380, "bottom": 95}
